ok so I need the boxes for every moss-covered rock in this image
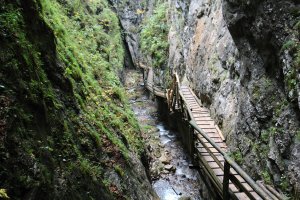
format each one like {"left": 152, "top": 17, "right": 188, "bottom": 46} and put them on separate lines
{"left": 0, "top": 0, "right": 156, "bottom": 199}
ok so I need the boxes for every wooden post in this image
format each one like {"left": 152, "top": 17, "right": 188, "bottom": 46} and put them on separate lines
{"left": 223, "top": 161, "right": 230, "bottom": 200}
{"left": 189, "top": 124, "right": 195, "bottom": 163}
{"left": 172, "top": 85, "right": 176, "bottom": 111}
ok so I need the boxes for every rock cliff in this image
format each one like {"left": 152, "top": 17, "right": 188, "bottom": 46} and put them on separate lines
{"left": 113, "top": 0, "right": 300, "bottom": 196}
{"left": 168, "top": 0, "right": 300, "bottom": 195}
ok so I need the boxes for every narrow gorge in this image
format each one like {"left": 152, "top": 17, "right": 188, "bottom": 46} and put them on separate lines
{"left": 0, "top": 0, "right": 299, "bottom": 199}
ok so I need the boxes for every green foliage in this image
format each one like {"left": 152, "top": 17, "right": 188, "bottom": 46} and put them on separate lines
{"left": 261, "top": 130, "right": 270, "bottom": 143}
{"left": 281, "top": 40, "right": 297, "bottom": 52}
{"left": 252, "top": 76, "right": 273, "bottom": 100}
{"left": 39, "top": 0, "right": 142, "bottom": 155}
{"left": 0, "top": 4, "right": 22, "bottom": 34}
{"left": 261, "top": 170, "right": 272, "bottom": 184}
{"left": 274, "top": 100, "right": 288, "bottom": 117}
{"left": 231, "top": 150, "right": 243, "bottom": 164}
{"left": 114, "top": 165, "right": 125, "bottom": 177}
{"left": 140, "top": 3, "right": 169, "bottom": 68}
{"left": 0, "top": 0, "right": 144, "bottom": 199}
{"left": 260, "top": 126, "right": 283, "bottom": 143}
{"left": 0, "top": 189, "right": 9, "bottom": 199}
{"left": 280, "top": 175, "right": 290, "bottom": 192}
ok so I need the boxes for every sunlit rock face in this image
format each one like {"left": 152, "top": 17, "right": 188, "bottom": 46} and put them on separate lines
{"left": 167, "top": 0, "right": 300, "bottom": 194}
{"left": 167, "top": 0, "right": 239, "bottom": 140}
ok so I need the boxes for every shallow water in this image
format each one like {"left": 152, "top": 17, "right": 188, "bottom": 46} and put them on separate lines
{"left": 125, "top": 69, "right": 204, "bottom": 200}
{"left": 152, "top": 122, "right": 202, "bottom": 200}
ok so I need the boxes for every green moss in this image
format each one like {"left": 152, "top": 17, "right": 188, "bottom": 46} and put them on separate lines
{"left": 142, "top": 125, "right": 153, "bottom": 132}
{"left": 280, "top": 175, "right": 290, "bottom": 192}
{"left": 261, "top": 170, "right": 272, "bottom": 184}
{"left": 231, "top": 150, "right": 243, "bottom": 164}
{"left": 0, "top": 0, "right": 144, "bottom": 199}
{"left": 281, "top": 40, "right": 297, "bottom": 52}
{"left": 261, "top": 130, "right": 270, "bottom": 143}
{"left": 274, "top": 100, "right": 288, "bottom": 117}
{"left": 140, "top": 2, "right": 169, "bottom": 68}
{"left": 251, "top": 141, "right": 269, "bottom": 165}
{"left": 38, "top": 0, "right": 142, "bottom": 155}
{"left": 114, "top": 165, "right": 125, "bottom": 177}
{"left": 252, "top": 76, "right": 273, "bottom": 100}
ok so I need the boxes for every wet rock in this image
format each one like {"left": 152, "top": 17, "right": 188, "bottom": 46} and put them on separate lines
{"left": 159, "top": 153, "right": 171, "bottom": 164}
{"left": 162, "top": 170, "right": 169, "bottom": 174}
{"left": 164, "top": 164, "right": 176, "bottom": 172}
{"left": 153, "top": 148, "right": 161, "bottom": 158}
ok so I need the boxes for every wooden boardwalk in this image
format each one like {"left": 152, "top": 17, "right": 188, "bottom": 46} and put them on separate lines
{"left": 142, "top": 67, "right": 285, "bottom": 200}
{"left": 144, "top": 68, "right": 166, "bottom": 98}
{"left": 180, "top": 86, "right": 262, "bottom": 200}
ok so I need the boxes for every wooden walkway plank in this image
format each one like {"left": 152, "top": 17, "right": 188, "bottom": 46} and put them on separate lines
{"left": 234, "top": 192, "right": 251, "bottom": 200}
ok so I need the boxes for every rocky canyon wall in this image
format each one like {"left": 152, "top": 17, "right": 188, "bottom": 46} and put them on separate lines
{"left": 168, "top": 0, "right": 300, "bottom": 195}
{"left": 112, "top": 0, "right": 300, "bottom": 196}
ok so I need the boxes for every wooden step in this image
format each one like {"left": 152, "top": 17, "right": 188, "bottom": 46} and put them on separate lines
{"left": 197, "top": 141, "right": 226, "bottom": 148}
{"left": 201, "top": 128, "right": 218, "bottom": 133}
{"left": 194, "top": 114, "right": 211, "bottom": 117}
{"left": 234, "top": 175, "right": 246, "bottom": 183}
{"left": 202, "top": 142, "right": 227, "bottom": 149}
{"left": 196, "top": 132, "right": 220, "bottom": 139}
{"left": 250, "top": 192, "right": 262, "bottom": 200}
{"left": 202, "top": 155, "right": 225, "bottom": 162}
{"left": 241, "top": 182, "right": 254, "bottom": 192}
{"left": 229, "top": 183, "right": 240, "bottom": 193}
{"left": 200, "top": 152, "right": 223, "bottom": 157}
{"left": 192, "top": 117, "right": 214, "bottom": 121}
{"left": 186, "top": 101, "right": 198, "bottom": 104}
{"left": 184, "top": 97, "right": 194, "bottom": 100}
{"left": 213, "top": 168, "right": 224, "bottom": 176}
{"left": 234, "top": 192, "right": 251, "bottom": 200}
{"left": 230, "top": 168, "right": 239, "bottom": 175}
{"left": 198, "top": 147, "right": 219, "bottom": 154}
{"left": 208, "top": 162, "right": 221, "bottom": 169}
{"left": 198, "top": 124, "right": 216, "bottom": 129}
{"left": 199, "top": 137, "right": 224, "bottom": 143}
{"left": 196, "top": 121, "right": 215, "bottom": 126}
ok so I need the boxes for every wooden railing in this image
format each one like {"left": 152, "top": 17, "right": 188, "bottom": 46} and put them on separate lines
{"left": 167, "top": 72, "right": 181, "bottom": 111}
{"left": 190, "top": 121, "right": 275, "bottom": 200}
{"left": 167, "top": 73, "right": 282, "bottom": 200}
{"left": 144, "top": 68, "right": 166, "bottom": 98}
{"left": 144, "top": 69, "right": 285, "bottom": 200}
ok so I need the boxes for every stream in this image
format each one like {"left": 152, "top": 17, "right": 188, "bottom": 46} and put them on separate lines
{"left": 125, "top": 69, "right": 206, "bottom": 200}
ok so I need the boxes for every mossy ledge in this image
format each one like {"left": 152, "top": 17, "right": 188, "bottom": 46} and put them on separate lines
{"left": 0, "top": 0, "right": 156, "bottom": 199}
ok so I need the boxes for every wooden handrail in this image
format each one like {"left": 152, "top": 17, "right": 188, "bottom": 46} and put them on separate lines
{"left": 189, "top": 120, "right": 273, "bottom": 200}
